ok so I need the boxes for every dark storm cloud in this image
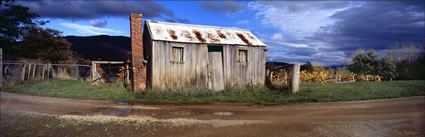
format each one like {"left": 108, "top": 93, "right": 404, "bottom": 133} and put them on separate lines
{"left": 199, "top": 0, "right": 247, "bottom": 13}
{"left": 175, "top": 18, "right": 190, "bottom": 24}
{"left": 312, "top": 1, "right": 425, "bottom": 52}
{"left": 165, "top": 18, "right": 190, "bottom": 23}
{"left": 16, "top": 0, "right": 189, "bottom": 22}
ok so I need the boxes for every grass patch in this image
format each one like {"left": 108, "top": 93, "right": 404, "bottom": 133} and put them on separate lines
{"left": 2, "top": 79, "right": 425, "bottom": 103}
{"left": 2, "top": 79, "right": 138, "bottom": 100}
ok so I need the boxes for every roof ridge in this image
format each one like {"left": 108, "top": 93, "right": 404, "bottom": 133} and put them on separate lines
{"left": 146, "top": 20, "right": 250, "bottom": 31}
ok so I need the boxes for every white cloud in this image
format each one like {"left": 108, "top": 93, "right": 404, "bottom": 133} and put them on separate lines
{"left": 248, "top": 1, "right": 357, "bottom": 65}
{"left": 249, "top": 1, "right": 351, "bottom": 40}
{"left": 89, "top": 19, "right": 107, "bottom": 27}
{"left": 236, "top": 20, "right": 249, "bottom": 25}
{"left": 60, "top": 22, "right": 122, "bottom": 35}
{"left": 270, "top": 33, "right": 310, "bottom": 48}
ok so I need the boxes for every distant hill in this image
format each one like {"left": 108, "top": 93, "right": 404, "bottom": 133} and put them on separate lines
{"left": 327, "top": 64, "right": 347, "bottom": 69}
{"left": 266, "top": 62, "right": 290, "bottom": 67}
{"left": 65, "top": 35, "right": 131, "bottom": 61}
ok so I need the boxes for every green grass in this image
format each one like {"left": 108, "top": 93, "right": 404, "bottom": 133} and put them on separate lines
{"left": 2, "top": 79, "right": 138, "bottom": 100}
{"left": 2, "top": 79, "right": 425, "bottom": 104}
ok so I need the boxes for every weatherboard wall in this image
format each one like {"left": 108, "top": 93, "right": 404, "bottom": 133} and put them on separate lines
{"left": 143, "top": 20, "right": 267, "bottom": 90}
{"left": 147, "top": 40, "right": 266, "bottom": 90}
{"left": 150, "top": 41, "right": 209, "bottom": 90}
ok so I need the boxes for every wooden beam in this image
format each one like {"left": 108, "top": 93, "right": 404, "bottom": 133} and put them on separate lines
{"left": 91, "top": 61, "right": 125, "bottom": 64}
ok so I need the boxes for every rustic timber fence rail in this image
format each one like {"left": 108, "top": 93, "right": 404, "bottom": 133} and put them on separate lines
{"left": 1, "top": 62, "right": 92, "bottom": 86}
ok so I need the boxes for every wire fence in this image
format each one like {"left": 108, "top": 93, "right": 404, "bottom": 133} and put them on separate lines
{"left": 2, "top": 62, "right": 92, "bottom": 87}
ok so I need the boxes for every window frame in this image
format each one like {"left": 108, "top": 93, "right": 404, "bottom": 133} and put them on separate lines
{"left": 171, "top": 46, "right": 184, "bottom": 63}
{"left": 237, "top": 49, "right": 248, "bottom": 64}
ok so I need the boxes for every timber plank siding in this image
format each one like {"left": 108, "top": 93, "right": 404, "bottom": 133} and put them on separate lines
{"left": 143, "top": 20, "right": 267, "bottom": 91}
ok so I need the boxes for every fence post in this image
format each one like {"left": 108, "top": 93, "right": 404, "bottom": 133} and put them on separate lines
{"left": 125, "top": 64, "right": 130, "bottom": 85}
{"left": 338, "top": 74, "right": 341, "bottom": 82}
{"left": 47, "top": 64, "right": 51, "bottom": 83}
{"left": 291, "top": 64, "right": 300, "bottom": 93}
{"left": 21, "top": 63, "right": 26, "bottom": 81}
{"left": 27, "top": 63, "right": 31, "bottom": 80}
{"left": 0, "top": 48, "right": 2, "bottom": 88}
{"left": 32, "top": 64, "right": 36, "bottom": 79}
{"left": 91, "top": 62, "right": 96, "bottom": 81}
{"left": 334, "top": 75, "right": 338, "bottom": 83}
{"left": 76, "top": 65, "right": 79, "bottom": 80}
{"left": 41, "top": 65, "right": 46, "bottom": 79}
{"left": 89, "top": 66, "right": 92, "bottom": 82}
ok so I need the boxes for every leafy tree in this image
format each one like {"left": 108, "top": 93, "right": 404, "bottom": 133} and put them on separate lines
{"left": 17, "top": 25, "right": 73, "bottom": 64}
{"left": 388, "top": 42, "right": 424, "bottom": 80}
{"left": 348, "top": 49, "right": 378, "bottom": 75}
{"left": 302, "top": 61, "right": 313, "bottom": 72}
{"left": 377, "top": 56, "right": 397, "bottom": 79}
{"left": 1, "top": 0, "right": 40, "bottom": 56}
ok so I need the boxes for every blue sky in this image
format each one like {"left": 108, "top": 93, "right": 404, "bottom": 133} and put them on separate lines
{"left": 16, "top": 0, "right": 425, "bottom": 66}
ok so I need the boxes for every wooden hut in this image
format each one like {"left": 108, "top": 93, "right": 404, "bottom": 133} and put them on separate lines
{"left": 143, "top": 20, "right": 267, "bottom": 91}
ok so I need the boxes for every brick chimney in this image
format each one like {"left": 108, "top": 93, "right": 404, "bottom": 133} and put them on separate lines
{"left": 130, "top": 13, "right": 146, "bottom": 91}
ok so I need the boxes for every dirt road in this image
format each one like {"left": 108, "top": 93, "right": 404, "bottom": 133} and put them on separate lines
{"left": 1, "top": 92, "right": 424, "bottom": 137}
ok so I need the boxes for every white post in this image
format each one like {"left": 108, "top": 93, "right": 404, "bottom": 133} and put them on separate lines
{"left": 91, "top": 62, "right": 97, "bottom": 86}
{"left": 41, "top": 65, "right": 45, "bottom": 79}
{"left": 21, "top": 63, "right": 26, "bottom": 81}
{"left": 91, "top": 62, "right": 96, "bottom": 81}
{"left": 27, "top": 64, "right": 31, "bottom": 80}
{"left": 32, "top": 64, "right": 36, "bottom": 79}
{"left": 291, "top": 64, "right": 300, "bottom": 93}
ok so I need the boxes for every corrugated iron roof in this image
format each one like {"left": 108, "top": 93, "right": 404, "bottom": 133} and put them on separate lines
{"left": 146, "top": 20, "right": 266, "bottom": 47}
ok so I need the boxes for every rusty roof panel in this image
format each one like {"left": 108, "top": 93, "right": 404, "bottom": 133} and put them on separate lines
{"left": 236, "top": 33, "right": 252, "bottom": 46}
{"left": 146, "top": 20, "right": 266, "bottom": 47}
{"left": 167, "top": 29, "right": 178, "bottom": 40}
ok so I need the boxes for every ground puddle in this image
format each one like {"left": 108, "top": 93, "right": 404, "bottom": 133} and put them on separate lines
{"left": 103, "top": 108, "right": 132, "bottom": 116}
{"left": 213, "top": 112, "right": 235, "bottom": 116}
{"left": 117, "top": 101, "right": 128, "bottom": 105}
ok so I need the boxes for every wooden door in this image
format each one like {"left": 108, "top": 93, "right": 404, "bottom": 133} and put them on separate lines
{"left": 208, "top": 46, "right": 224, "bottom": 91}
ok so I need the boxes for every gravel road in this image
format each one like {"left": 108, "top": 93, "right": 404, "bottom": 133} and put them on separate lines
{"left": 1, "top": 92, "right": 424, "bottom": 137}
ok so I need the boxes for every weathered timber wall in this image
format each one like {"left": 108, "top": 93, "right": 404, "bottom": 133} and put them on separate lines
{"left": 148, "top": 40, "right": 266, "bottom": 90}
{"left": 143, "top": 23, "right": 153, "bottom": 88}
{"left": 150, "top": 41, "right": 208, "bottom": 90}
{"left": 222, "top": 46, "right": 266, "bottom": 88}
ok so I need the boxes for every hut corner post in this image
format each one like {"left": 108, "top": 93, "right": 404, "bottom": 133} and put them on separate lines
{"left": 130, "top": 13, "right": 146, "bottom": 92}
{"left": 291, "top": 64, "right": 300, "bottom": 93}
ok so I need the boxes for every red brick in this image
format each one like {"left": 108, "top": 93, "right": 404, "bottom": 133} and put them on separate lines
{"left": 130, "top": 13, "right": 146, "bottom": 91}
